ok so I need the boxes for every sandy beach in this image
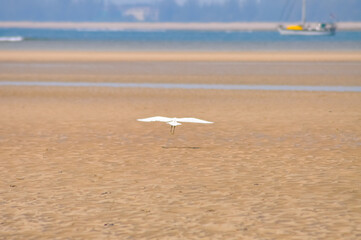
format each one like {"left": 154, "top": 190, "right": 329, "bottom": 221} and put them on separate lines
{"left": 1, "top": 51, "right": 361, "bottom": 62}
{"left": 0, "top": 51, "right": 360, "bottom": 239}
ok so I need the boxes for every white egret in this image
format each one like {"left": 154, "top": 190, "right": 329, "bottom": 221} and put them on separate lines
{"left": 137, "top": 116, "right": 213, "bottom": 134}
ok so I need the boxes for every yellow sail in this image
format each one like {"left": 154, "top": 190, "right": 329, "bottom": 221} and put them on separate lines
{"left": 286, "top": 25, "right": 304, "bottom": 31}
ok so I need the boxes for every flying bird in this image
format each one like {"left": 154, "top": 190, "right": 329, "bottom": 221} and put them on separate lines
{"left": 137, "top": 116, "right": 213, "bottom": 134}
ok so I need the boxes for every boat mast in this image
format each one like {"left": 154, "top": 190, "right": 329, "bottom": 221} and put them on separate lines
{"left": 302, "top": 0, "right": 306, "bottom": 25}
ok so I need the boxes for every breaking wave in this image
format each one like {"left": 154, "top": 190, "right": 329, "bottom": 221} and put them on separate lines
{"left": 0, "top": 36, "right": 24, "bottom": 42}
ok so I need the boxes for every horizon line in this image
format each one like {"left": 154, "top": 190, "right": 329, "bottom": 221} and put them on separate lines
{"left": 1, "top": 21, "right": 361, "bottom": 31}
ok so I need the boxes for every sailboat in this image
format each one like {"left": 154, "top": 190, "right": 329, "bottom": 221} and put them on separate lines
{"left": 278, "top": 0, "right": 336, "bottom": 36}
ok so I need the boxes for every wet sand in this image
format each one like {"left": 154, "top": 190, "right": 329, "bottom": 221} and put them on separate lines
{"left": 1, "top": 56, "right": 361, "bottom": 87}
{"left": 1, "top": 51, "right": 361, "bottom": 62}
{"left": 0, "top": 53, "right": 361, "bottom": 239}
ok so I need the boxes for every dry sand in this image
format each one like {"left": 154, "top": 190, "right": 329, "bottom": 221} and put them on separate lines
{"left": 0, "top": 52, "right": 360, "bottom": 239}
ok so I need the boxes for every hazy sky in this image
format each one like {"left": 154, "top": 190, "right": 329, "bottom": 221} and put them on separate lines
{"left": 110, "top": 0, "right": 229, "bottom": 4}
{"left": 1, "top": 0, "right": 360, "bottom": 22}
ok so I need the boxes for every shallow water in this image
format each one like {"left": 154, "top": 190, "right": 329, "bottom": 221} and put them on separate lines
{"left": 1, "top": 81, "right": 361, "bottom": 92}
{"left": 0, "top": 29, "right": 361, "bottom": 51}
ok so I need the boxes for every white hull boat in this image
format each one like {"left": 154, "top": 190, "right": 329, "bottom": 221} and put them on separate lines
{"left": 278, "top": 0, "right": 336, "bottom": 36}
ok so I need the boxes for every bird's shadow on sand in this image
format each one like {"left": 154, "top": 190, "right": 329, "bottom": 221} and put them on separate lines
{"left": 162, "top": 146, "right": 201, "bottom": 149}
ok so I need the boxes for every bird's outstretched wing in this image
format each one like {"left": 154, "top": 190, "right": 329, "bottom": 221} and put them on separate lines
{"left": 137, "top": 116, "right": 172, "bottom": 122}
{"left": 176, "top": 118, "right": 213, "bottom": 124}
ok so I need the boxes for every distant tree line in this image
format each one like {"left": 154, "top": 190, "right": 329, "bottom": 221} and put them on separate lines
{"left": 0, "top": 0, "right": 360, "bottom": 22}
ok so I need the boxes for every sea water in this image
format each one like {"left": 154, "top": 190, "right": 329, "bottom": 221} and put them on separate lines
{"left": 1, "top": 81, "right": 361, "bottom": 92}
{"left": 0, "top": 28, "right": 360, "bottom": 51}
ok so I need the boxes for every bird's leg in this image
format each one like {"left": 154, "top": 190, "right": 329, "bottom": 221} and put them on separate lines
{"left": 172, "top": 126, "right": 176, "bottom": 135}
{"left": 170, "top": 126, "right": 173, "bottom": 134}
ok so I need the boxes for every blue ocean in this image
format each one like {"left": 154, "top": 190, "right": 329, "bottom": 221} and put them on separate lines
{"left": 0, "top": 28, "right": 360, "bottom": 51}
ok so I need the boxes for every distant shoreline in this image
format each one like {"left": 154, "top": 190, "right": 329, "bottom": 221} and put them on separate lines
{"left": 1, "top": 21, "right": 361, "bottom": 31}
